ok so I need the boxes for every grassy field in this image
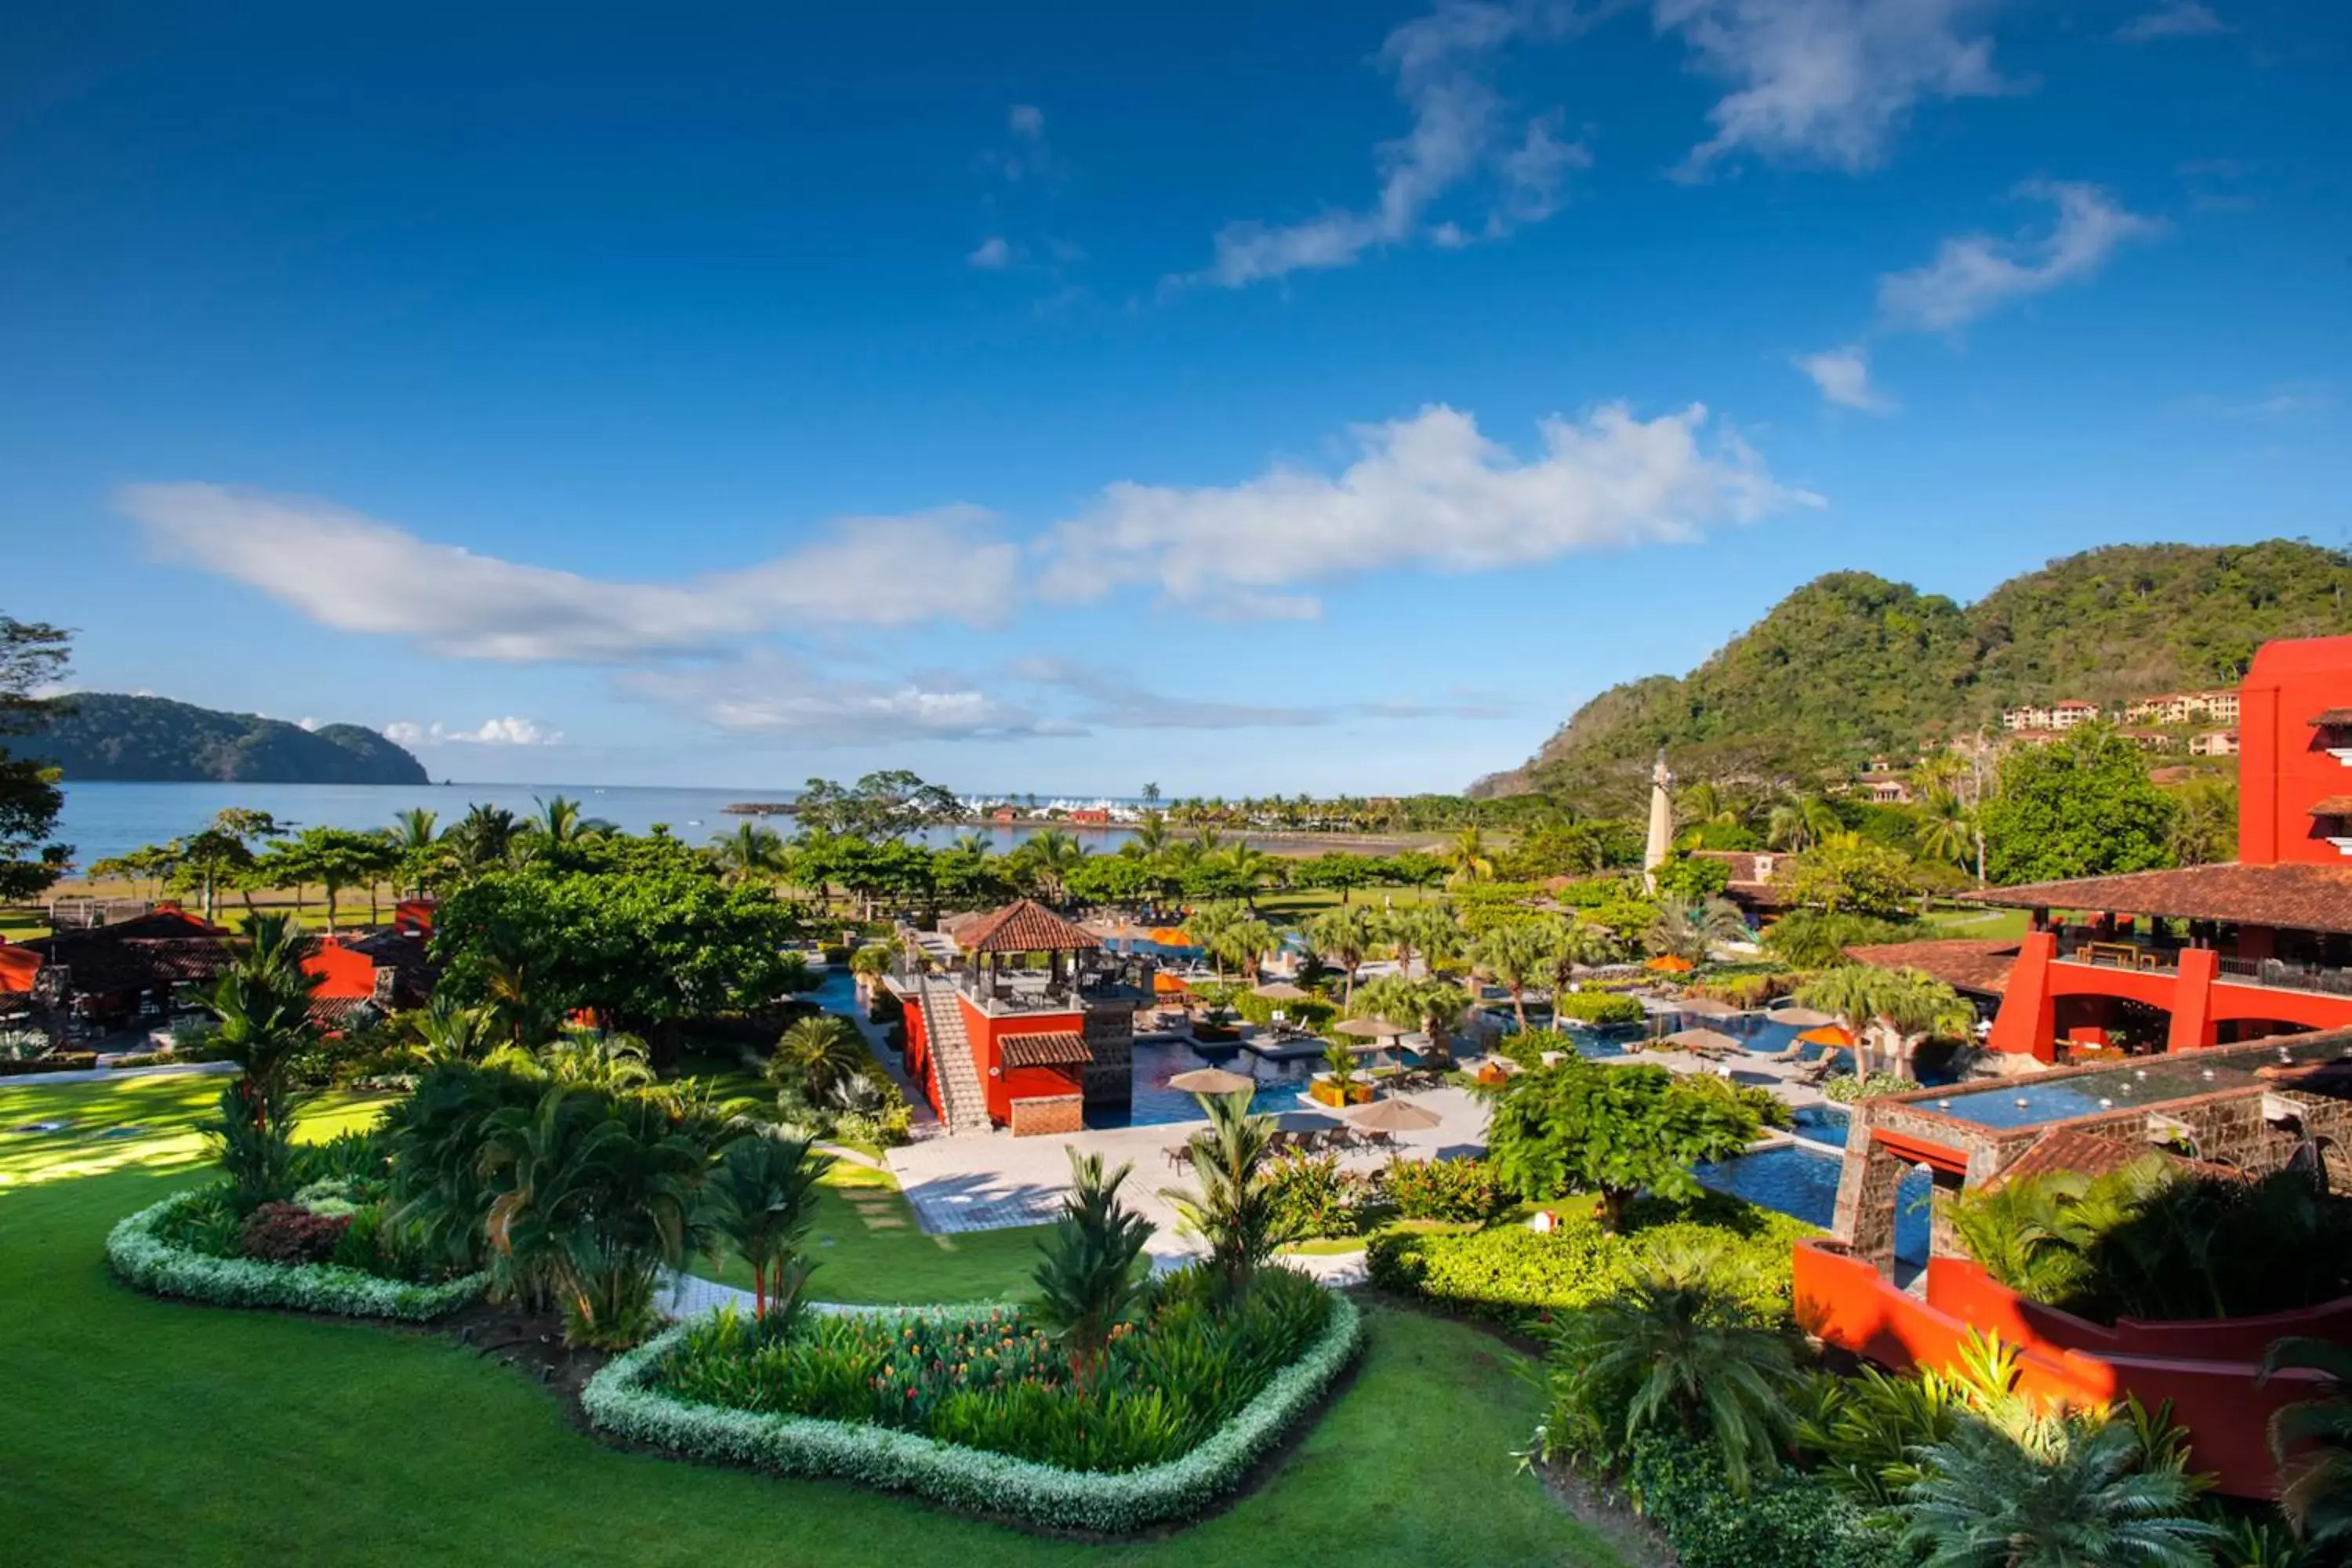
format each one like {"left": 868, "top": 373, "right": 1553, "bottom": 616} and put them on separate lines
{"left": 1918, "top": 904, "right": 2030, "bottom": 941}
{"left": 0, "top": 1073, "right": 1618, "bottom": 1567}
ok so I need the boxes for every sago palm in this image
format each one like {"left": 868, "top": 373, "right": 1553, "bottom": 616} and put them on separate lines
{"left": 769, "top": 1014, "right": 869, "bottom": 1101}
{"left": 1030, "top": 1149, "right": 1156, "bottom": 1384}
{"left": 407, "top": 995, "right": 499, "bottom": 1066}
{"left": 1898, "top": 1409, "right": 2221, "bottom": 1568}
{"left": 1160, "top": 1088, "right": 1288, "bottom": 1298}
{"left": 702, "top": 1131, "right": 832, "bottom": 1320}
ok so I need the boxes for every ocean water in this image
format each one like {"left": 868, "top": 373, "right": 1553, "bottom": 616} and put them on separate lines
{"left": 50, "top": 782, "right": 1154, "bottom": 867}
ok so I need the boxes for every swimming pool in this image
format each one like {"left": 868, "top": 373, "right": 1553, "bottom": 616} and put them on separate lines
{"left": 1083, "top": 1038, "right": 1315, "bottom": 1129}
{"left": 1694, "top": 1143, "right": 1929, "bottom": 1272}
{"left": 1788, "top": 1104, "right": 1850, "bottom": 1146}
{"left": 1924, "top": 1080, "right": 2114, "bottom": 1130}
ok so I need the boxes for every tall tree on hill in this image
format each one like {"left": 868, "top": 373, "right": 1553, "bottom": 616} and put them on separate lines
{"left": 0, "top": 615, "right": 72, "bottom": 900}
{"left": 1980, "top": 725, "right": 2178, "bottom": 887}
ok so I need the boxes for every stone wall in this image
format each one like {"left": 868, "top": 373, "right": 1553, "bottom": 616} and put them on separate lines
{"left": 1009, "top": 1093, "right": 1083, "bottom": 1138}
{"left": 1080, "top": 1007, "right": 1134, "bottom": 1105}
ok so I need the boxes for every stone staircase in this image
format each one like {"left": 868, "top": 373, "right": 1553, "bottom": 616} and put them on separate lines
{"left": 916, "top": 978, "right": 991, "bottom": 1136}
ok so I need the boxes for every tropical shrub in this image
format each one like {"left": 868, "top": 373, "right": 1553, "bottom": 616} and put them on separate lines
{"left": 1483, "top": 1058, "right": 1761, "bottom": 1230}
{"left": 1379, "top": 1156, "right": 1513, "bottom": 1224}
{"left": 108, "top": 1190, "right": 484, "bottom": 1320}
{"left": 1619, "top": 1433, "right": 1890, "bottom": 1568}
{"left": 1029, "top": 1151, "right": 1156, "bottom": 1383}
{"left": 2263, "top": 1335, "right": 2352, "bottom": 1551}
{"left": 1229, "top": 989, "right": 1337, "bottom": 1031}
{"left": 1264, "top": 1150, "right": 1376, "bottom": 1239}
{"left": 1822, "top": 1072, "right": 1919, "bottom": 1105}
{"left": 1366, "top": 1196, "right": 1810, "bottom": 1330}
{"left": 701, "top": 1131, "right": 831, "bottom": 1320}
{"left": 586, "top": 1283, "right": 1360, "bottom": 1530}
{"left": 1550, "top": 992, "right": 1645, "bottom": 1028}
{"left": 238, "top": 1200, "right": 351, "bottom": 1265}
{"left": 1160, "top": 1089, "right": 1290, "bottom": 1296}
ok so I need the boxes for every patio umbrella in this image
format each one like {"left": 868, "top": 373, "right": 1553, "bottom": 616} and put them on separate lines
{"left": 1771, "top": 1007, "right": 1838, "bottom": 1028}
{"left": 1168, "top": 1066, "right": 1255, "bottom": 1096}
{"left": 1152, "top": 971, "right": 1191, "bottom": 995}
{"left": 1661, "top": 1026, "right": 1743, "bottom": 1054}
{"left": 1675, "top": 995, "right": 1744, "bottom": 1018}
{"left": 1645, "top": 954, "right": 1696, "bottom": 973}
{"left": 1276, "top": 1109, "right": 1345, "bottom": 1134}
{"left": 1798, "top": 1024, "right": 1857, "bottom": 1047}
{"left": 1334, "top": 1016, "right": 1404, "bottom": 1038}
{"left": 1348, "top": 1098, "right": 1442, "bottom": 1134}
{"left": 1251, "top": 980, "right": 1313, "bottom": 1002}
{"left": 1149, "top": 927, "right": 1192, "bottom": 946}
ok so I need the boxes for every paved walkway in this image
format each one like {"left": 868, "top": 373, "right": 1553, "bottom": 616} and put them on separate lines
{"left": 0, "top": 1058, "right": 238, "bottom": 1087}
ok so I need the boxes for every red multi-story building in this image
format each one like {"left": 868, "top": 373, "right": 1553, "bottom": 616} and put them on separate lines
{"left": 1973, "top": 635, "right": 2352, "bottom": 1063}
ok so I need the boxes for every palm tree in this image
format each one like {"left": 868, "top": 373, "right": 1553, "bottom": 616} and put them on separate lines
{"left": 1443, "top": 825, "right": 1495, "bottom": 887}
{"left": 524, "top": 795, "right": 615, "bottom": 852}
{"left": 1160, "top": 1088, "right": 1289, "bottom": 1298}
{"left": 453, "top": 804, "right": 526, "bottom": 875}
{"left": 1647, "top": 897, "right": 1748, "bottom": 964}
{"left": 1218, "top": 844, "right": 1277, "bottom": 906}
{"left": 1185, "top": 902, "right": 1246, "bottom": 982}
{"left": 709, "top": 820, "right": 788, "bottom": 884}
{"left": 1473, "top": 918, "right": 1562, "bottom": 1032}
{"left": 408, "top": 996, "right": 498, "bottom": 1066}
{"left": 1915, "top": 787, "right": 1979, "bottom": 879}
{"left": 1767, "top": 792, "right": 1844, "bottom": 852}
{"left": 1546, "top": 918, "right": 1620, "bottom": 1002}
{"left": 848, "top": 942, "right": 895, "bottom": 1001}
{"left": 1351, "top": 973, "right": 1472, "bottom": 1063}
{"left": 481, "top": 949, "right": 561, "bottom": 1051}
{"left": 1394, "top": 903, "right": 1465, "bottom": 978}
{"left": 1126, "top": 812, "right": 1171, "bottom": 858}
{"left": 1021, "top": 828, "right": 1090, "bottom": 902}
{"left": 1030, "top": 1149, "right": 1156, "bottom": 1385}
{"left": 1798, "top": 964, "right": 1975, "bottom": 1077}
{"left": 2263, "top": 1336, "right": 2352, "bottom": 1548}
{"left": 702, "top": 1131, "right": 833, "bottom": 1320}
{"left": 205, "top": 911, "right": 321, "bottom": 1127}
{"left": 1557, "top": 1242, "right": 1802, "bottom": 1496}
{"left": 1307, "top": 905, "right": 1381, "bottom": 1004}
{"left": 768, "top": 1014, "right": 869, "bottom": 1102}
{"left": 1897, "top": 1410, "right": 2221, "bottom": 1568}
{"left": 538, "top": 1029, "right": 657, "bottom": 1091}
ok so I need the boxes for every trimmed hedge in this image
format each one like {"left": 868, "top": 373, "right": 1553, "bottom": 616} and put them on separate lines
{"left": 1622, "top": 1434, "right": 1892, "bottom": 1568}
{"left": 582, "top": 1290, "right": 1365, "bottom": 1532}
{"left": 1367, "top": 1198, "right": 1812, "bottom": 1329}
{"left": 1549, "top": 993, "right": 1644, "bottom": 1028}
{"left": 0, "top": 1051, "right": 100, "bottom": 1076}
{"left": 106, "top": 1192, "right": 485, "bottom": 1322}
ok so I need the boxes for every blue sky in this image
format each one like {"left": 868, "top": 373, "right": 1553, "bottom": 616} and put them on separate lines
{"left": 5, "top": 0, "right": 2345, "bottom": 796}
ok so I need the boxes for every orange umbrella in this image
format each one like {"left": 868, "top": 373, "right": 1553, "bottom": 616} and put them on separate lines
{"left": 1149, "top": 927, "right": 1192, "bottom": 946}
{"left": 1798, "top": 1024, "right": 1856, "bottom": 1047}
{"left": 1153, "top": 971, "right": 1191, "bottom": 995}
{"left": 1644, "top": 954, "right": 1696, "bottom": 973}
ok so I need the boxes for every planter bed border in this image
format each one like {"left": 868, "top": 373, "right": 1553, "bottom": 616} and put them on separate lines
{"left": 106, "top": 1191, "right": 486, "bottom": 1323}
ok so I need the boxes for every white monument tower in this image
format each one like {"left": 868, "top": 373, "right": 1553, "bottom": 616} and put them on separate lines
{"left": 1642, "top": 747, "right": 1675, "bottom": 895}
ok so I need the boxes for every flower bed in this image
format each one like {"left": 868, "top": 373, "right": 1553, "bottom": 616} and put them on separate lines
{"left": 582, "top": 1288, "right": 1364, "bottom": 1531}
{"left": 106, "top": 1191, "right": 485, "bottom": 1322}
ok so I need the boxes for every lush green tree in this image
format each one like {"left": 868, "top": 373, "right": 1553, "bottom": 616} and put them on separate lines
{"left": 702, "top": 1131, "right": 832, "bottom": 1320}
{"left": 1386, "top": 902, "right": 1465, "bottom": 978}
{"left": 89, "top": 841, "right": 180, "bottom": 898}
{"left": 1646, "top": 896, "right": 1748, "bottom": 963}
{"left": 1063, "top": 851, "right": 1152, "bottom": 907}
{"left": 1650, "top": 854, "right": 1733, "bottom": 906}
{"left": 1030, "top": 1149, "right": 1156, "bottom": 1385}
{"left": 1980, "top": 725, "right": 2179, "bottom": 886}
{"left": 1773, "top": 834, "right": 1922, "bottom": 920}
{"left": 1010, "top": 827, "right": 1090, "bottom": 902}
{"left": 1896, "top": 1409, "right": 2220, "bottom": 1568}
{"left": 263, "top": 824, "right": 399, "bottom": 930}
{"left": 1797, "top": 965, "right": 1974, "bottom": 1077}
{"left": 449, "top": 804, "right": 527, "bottom": 877}
{"left": 0, "top": 614, "right": 71, "bottom": 900}
{"left": 1762, "top": 908, "right": 1916, "bottom": 969}
{"left": 1160, "top": 1089, "right": 1289, "bottom": 1298}
{"left": 2166, "top": 775, "right": 2238, "bottom": 868}
{"left": 1484, "top": 1059, "right": 1760, "bottom": 1231}
{"left": 768, "top": 1014, "right": 869, "bottom": 1103}
{"left": 793, "top": 770, "right": 964, "bottom": 841}
{"left": 1350, "top": 973, "right": 1472, "bottom": 1061}
{"left": 1443, "top": 825, "right": 1495, "bottom": 887}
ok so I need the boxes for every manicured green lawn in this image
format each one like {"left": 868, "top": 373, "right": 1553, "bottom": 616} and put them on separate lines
{"left": 1919, "top": 904, "right": 2029, "bottom": 940}
{"left": 0, "top": 1074, "right": 1618, "bottom": 1567}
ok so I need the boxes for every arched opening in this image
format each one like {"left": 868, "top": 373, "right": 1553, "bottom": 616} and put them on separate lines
{"left": 2053, "top": 994, "right": 2171, "bottom": 1055}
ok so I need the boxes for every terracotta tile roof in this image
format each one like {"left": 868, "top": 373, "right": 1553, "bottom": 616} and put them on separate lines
{"left": 308, "top": 996, "right": 383, "bottom": 1031}
{"left": 1984, "top": 1127, "right": 2241, "bottom": 1192}
{"left": 958, "top": 898, "right": 1103, "bottom": 954}
{"left": 2311, "top": 798, "right": 2352, "bottom": 817}
{"left": 998, "top": 1029, "right": 1092, "bottom": 1069}
{"left": 1846, "top": 938, "right": 2020, "bottom": 996}
{"left": 339, "top": 927, "right": 438, "bottom": 1006}
{"left": 2310, "top": 709, "right": 2352, "bottom": 726}
{"left": 1964, "top": 862, "right": 2352, "bottom": 936}
{"left": 26, "top": 931, "right": 231, "bottom": 995}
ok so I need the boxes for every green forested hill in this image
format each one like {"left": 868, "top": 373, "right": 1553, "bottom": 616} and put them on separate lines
{"left": 24, "top": 695, "right": 430, "bottom": 784}
{"left": 1480, "top": 542, "right": 2352, "bottom": 810}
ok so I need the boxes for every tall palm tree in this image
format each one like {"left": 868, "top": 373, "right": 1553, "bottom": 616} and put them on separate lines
{"left": 1185, "top": 901, "right": 1243, "bottom": 982}
{"left": 524, "top": 794, "right": 615, "bottom": 851}
{"left": 1797, "top": 964, "right": 1975, "bottom": 1077}
{"left": 1915, "top": 787, "right": 1979, "bottom": 878}
{"left": 1392, "top": 903, "right": 1465, "bottom": 978}
{"left": 1030, "top": 1149, "right": 1156, "bottom": 1385}
{"left": 1307, "top": 904, "right": 1381, "bottom": 1003}
{"left": 1767, "top": 792, "right": 1844, "bottom": 852}
{"left": 1218, "top": 844, "right": 1278, "bottom": 906}
{"left": 392, "top": 808, "right": 438, "bottom": 851}
{"left": 710, "top": 821, "right": 788, "bottom": 884}
{"left": 1473, "top": 918, "right": 1562, "bottom": 1032}
{"left": 1022, "top": 828, "right": 1090, "bottom": 902}
{"left": 1124, "top": 813, "right": 1171, "bottom": 858}
{"left": 2263, "top": 1336, "right": 2352, "bottom": 1548}
{"left": 1556, "top": 1242, "right": 1802, "bottom": 1496}
{"left": 1159, "top": 1089, "right": 1288, "bottom": 1298}
{"left": 1897, "top": 1410, "right": 2221, "bottom": 1568}
{"left": 1646, "top": 897, "right": 1748, "bottom": 964}
{"left": 453, "top": 804, "right": 526, "bottom": 875}
{"left": 1443, "top": 825, "right": 1495, "bottom": 887}
{"left": 701, "top": 1131, "right": 833, "bottom": 1320}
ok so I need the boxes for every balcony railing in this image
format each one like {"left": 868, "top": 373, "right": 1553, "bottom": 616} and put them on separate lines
{"left": 2053, "top": 937, "right": 2352, "bottom": 1000}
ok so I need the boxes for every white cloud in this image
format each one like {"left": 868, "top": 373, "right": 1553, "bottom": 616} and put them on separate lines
{"left": 1655, "top": 0, "right": 2008, "bottom": 177}
{"left": 120, "top": 483, "right": 1022, "bottom": 661}
{"left": 616, "top": 657, "right": 1076, "bottom": 748}
{"left": 1795, "top": 344, "right": 1896, "bottom": 412}
{"left": 1009, "top": 103, "right": 1045, "bottom": 140}
{"left": 383, "top": 717, "right": 564, "bottom": 747}
{"left": 967, "top": 236, "right": 1014, "bottom": 269}
{"left": 2117, "top": 2, "right": 2227, "bottom": 42}
{"left": 1036, "top": 402, "right": 1817, "bottom": 615}
{"left": 978, "top": 103, "right": 1059, "bottom": 185}
{"left": 1011, "top": 659, "right": 1511, "bottom": 729}
{"left": 1877, "top": 180, "right": 2163, "bottom": 332}
{"left": 1174, "top": 1, "right": 1585, "bottom": 290}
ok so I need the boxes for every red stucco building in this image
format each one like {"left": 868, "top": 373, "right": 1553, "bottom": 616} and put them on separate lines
{"left": 1971, "top": 635, "right": 2352, "bottom": 1063}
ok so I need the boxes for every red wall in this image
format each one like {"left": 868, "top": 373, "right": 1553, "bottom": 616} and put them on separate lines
{"left": 0, "top": 944, "right": 38, "bottom": 992}
{"left": 955, "top": 994, "right": 1087, "bottom": 1127}
{"left": 302, "top": 940, "right": 378, "bottom": 1000}
{"left": 1796, "top": 1242, "right": 2333, "bottom": 1496}
{"left": 2241, "top": 634, "right": 2352, "bottom": 867}
{"left": 1990, "top": 929, "right": 2352, "bottom": 1060}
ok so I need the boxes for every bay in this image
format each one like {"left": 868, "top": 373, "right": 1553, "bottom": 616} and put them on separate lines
{"left": 50, "top": 781, "right": 1150, "bottom": 868}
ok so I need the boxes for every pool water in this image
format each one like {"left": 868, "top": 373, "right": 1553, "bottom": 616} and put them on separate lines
{"left": 1694, "top": 1144, "right": 1929, "bottom": 1270}
{"left": 1085, "top": 1038, "right": 1314, "bottom": 1129}
{"left": 1788, "top": 1104, "right": 1850, "bottom": 1146}
{"left": 1926, "top": 1080, "right": 2113, "bottom": 1129}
